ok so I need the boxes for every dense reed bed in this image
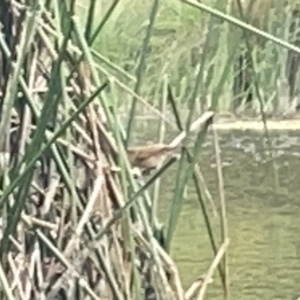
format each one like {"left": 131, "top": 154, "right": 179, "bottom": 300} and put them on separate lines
{"left": 0, "top": 1, "right": 228, "bottom": 299}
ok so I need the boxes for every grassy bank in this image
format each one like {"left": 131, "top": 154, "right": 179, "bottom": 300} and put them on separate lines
{"left": 77, "top": 0, "right": 300, "bottom": 119}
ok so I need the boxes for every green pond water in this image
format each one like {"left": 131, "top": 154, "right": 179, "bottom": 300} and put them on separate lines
{"left": 133, "top": 125, "right": 300, "bottom": 300}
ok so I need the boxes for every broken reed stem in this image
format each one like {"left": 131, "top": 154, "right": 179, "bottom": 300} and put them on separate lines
{"left": 194, "top": 165, "right": 218, "bottom": 218}
{"left": 134, "top": 228, "right": 185, "bottom": 300}
{"left": 169, "top": 111, "right": 214, "bottom": 148}
{"left": 0, "top": 260, "right": 15, "bottom": 300}
{"left": 212, "top": 126, "right": 230, "bottom": 300}
{"left": 185, "top": 274, "right": 213, "bottom": 300}
{"left": 197, "top": 238, "right": 230, "bottom": 300}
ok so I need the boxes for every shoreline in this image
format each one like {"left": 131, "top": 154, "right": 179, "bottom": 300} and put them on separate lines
{"left": 126, "top": 113, "right": 300, "bottom": 131}
{"left": 212, "top": 117, "right": 300, "bottom": 131}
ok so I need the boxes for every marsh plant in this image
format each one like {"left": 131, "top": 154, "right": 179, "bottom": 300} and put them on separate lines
{"left": 0, "top": 0, "right": 299, "bottom": 299}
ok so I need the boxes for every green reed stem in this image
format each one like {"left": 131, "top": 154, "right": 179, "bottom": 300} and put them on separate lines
{"left": 89, "top": 0, "right": 120, "bottom": 45}
{"left": 235, "top": 0, "right": 279, "bottom": 189}
{"left": 182, "top": 0, "right": 300, "bottom": 56}
{"left": 0, "top": 5, "right": 40, "bottom": 150}
{"left": 212, "top": 128, "right": 229, "bottom": 300}
{"left": 126, "top": 0, "right": 159, "bottom": 146}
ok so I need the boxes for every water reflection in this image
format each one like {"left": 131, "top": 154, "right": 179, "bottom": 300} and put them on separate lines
{"left": 154, "top": 130, "right": 300, "bottom": 300}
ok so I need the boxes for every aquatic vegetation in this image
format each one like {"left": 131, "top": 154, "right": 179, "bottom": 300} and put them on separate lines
{"left": 0, "top": 1, "right": 224, "bottom": 299}
{"left": 0, "top": 0, "right": 298, "bottom": 299}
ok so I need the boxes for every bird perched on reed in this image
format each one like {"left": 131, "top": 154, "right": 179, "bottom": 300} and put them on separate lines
{"left": 126, "top": 143, "right": 179, "bottom": 174}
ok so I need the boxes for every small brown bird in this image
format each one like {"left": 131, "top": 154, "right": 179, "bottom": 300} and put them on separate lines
{"left": 126, "top": 143, "right": 179, "bottom": 172}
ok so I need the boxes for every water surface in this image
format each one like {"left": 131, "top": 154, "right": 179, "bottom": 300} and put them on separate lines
{"left": 133, "top": 124, "right": 300, "bottom": 300}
